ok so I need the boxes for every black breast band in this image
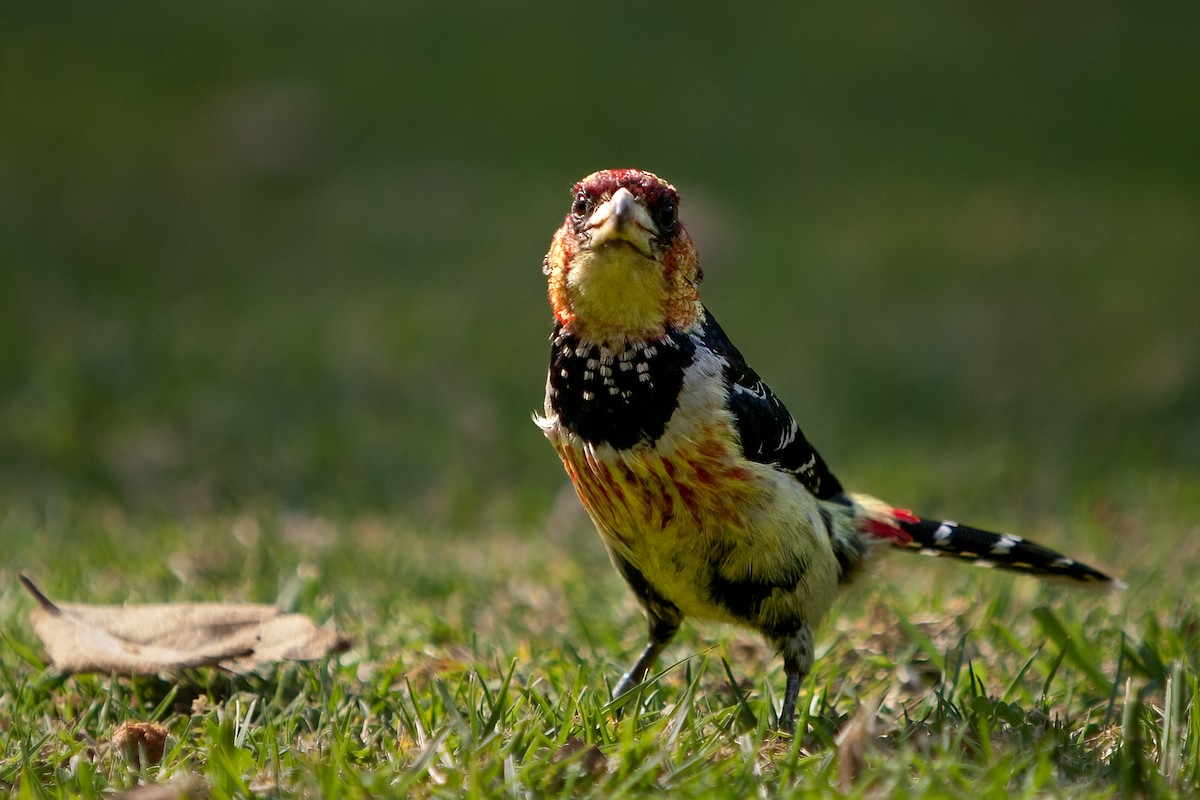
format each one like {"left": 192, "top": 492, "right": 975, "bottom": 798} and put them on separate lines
{"left": 547, "top": 326, "right": 696, "bottom": 450}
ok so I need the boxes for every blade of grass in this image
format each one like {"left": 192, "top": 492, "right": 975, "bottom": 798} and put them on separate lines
{"left": 1001, "top": 647, "right": 1042, "bottom": 704}
{"left": 719, "top": 656, "right": 757, "bottom": 731}
{"left": 1032, "top": 606, "right": 1113, "bottom": 695}
{"left": 895, "top": 613, "right": 947, "bottom": 674}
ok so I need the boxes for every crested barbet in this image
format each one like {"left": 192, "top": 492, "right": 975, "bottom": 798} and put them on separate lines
{"left": 535, "top": 168, "right": 1123, "bottom": 732}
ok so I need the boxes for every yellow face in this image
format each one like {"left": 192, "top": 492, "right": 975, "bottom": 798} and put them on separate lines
{"left": 545, "top": 169, "right": 702, "bottom": 344}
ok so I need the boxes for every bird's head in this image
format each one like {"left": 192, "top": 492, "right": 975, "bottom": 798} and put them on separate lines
{"left": 544, "top": 169, "right": 702, "bottom": 344}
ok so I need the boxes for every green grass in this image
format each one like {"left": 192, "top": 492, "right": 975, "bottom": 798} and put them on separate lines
{"left": 2, "top": 1, "right": 1199, "bottom": 796}
{"left": 1, "top": 502, "right": 1197, "bottom": 798}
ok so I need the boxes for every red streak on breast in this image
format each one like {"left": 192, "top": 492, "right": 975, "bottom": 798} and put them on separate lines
{"left": 556, "top": 423, "right": 765, "bottom": 549}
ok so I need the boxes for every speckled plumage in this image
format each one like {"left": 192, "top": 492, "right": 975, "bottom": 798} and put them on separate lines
{"left": 537, "top": 169, "right": 1122, "bottom": 732}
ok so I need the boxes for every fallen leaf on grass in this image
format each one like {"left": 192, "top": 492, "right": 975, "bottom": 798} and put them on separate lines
{"left": 111, "top": 774, "right": 207, "bottom": 800}
{"left": 551, "top": 737, "right": 607, "bottom": 775}
{"left": 20, "top": 574, "right": 350, "bottom": 675}
{"left": 835, "top": 693, "right": 884, "bottom": 793}
{"left": 112, "top": 721, "right": 169, "bottom": 769}
{"left": 549, "top": 737, "right": 608, "bottom": 790}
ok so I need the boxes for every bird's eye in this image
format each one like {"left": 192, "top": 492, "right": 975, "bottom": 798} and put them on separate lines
{"left": 657, "top": 200, "right": 678, "bottom": 234}
{"left": 571, "top": 192, "right": 590, "bottom": 218}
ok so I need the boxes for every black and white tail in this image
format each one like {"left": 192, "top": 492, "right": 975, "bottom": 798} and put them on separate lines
{"left": 894, "top": 513, "right": 1124, "bottom": 589}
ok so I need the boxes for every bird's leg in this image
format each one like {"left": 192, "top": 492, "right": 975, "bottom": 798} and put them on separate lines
{"left": 774, "top": 625, "right": 814, "bottom": 734}
{"left": 613, "top": 609, "right": 680, "bottom": 698}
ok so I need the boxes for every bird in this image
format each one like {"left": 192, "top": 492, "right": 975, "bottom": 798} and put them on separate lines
{"left": 535, "top": 168, "right": 1123, "bottom": 733}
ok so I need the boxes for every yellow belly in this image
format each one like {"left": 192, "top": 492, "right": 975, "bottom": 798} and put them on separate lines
{"left": 553, "top": 422, "right": 839, "bottom": 628}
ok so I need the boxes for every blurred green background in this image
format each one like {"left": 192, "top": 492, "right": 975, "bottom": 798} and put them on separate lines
{"left": 2, "top": 1, "right": 1198, "bottom": 536}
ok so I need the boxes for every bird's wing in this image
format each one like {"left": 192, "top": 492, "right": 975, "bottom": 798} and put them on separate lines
{"left": 698, "top": 311, "right": 844, "bottom": 500}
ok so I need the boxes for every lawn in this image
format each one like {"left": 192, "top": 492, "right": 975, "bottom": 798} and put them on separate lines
{"left": 2, "top": 2, "right": 1199, "bottom": 797}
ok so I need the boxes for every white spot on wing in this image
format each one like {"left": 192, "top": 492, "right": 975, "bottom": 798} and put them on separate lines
{"left": 778, "top": 419, "right": 798, "bottom": 449}
{"left": 791, "top": 454, "right": 816, "bottom": 476}
{"left": 733, "top": 380, "right": 768, "bottom": 401}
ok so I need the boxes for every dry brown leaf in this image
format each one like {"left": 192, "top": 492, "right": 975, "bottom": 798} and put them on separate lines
{"left": 20, "top": 574, "right": 350, "bottom": 675}
{"left": 551, "top": 737, "right": 607, "bottom": 775}
{"left": 835, "top": 693, "right": 884, "bottom": 793}
{"left": 112, "top": 721, "right": 169, "bottom": 769}
{"left": 549, "top": 737, "right": 608, "bottom": 791}
{"left": 111, "top": 774, "right": 207, "bottom": 800}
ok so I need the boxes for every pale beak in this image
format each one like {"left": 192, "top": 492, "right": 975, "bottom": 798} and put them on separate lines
{"left": 585, "top": 187, "right": 657, "bottom": 256}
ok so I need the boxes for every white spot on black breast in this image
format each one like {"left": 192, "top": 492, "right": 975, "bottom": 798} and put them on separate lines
{"left": 547, "top": 325, "right": 697, "bottom": 449}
